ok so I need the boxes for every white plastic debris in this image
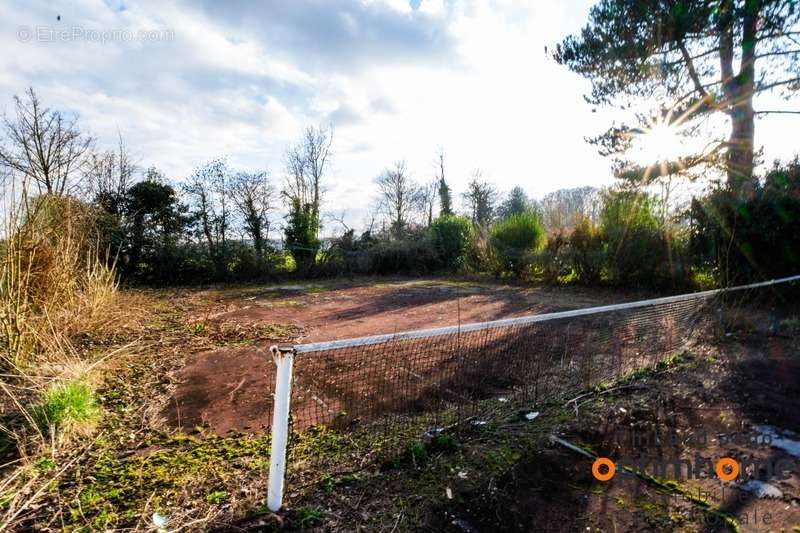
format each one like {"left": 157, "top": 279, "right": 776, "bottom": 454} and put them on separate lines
{"left": 753, "top": 425, "right": 800, "bottom": 458}
{"left": 423, "top": 427, "right": 445, "bottom": 438}
{"left": 458, "top": 471, "right": 468, "bottom": 479}
{"left": 740, "top": 479, "right": 783, "bottom": 499}
{"left": 497, "top": 397, "right": 509, "bottom": 403}
{"left": 451, "top": 518, "right": 478, "bottom": 533}
{"left": 152, "top": 512, "right": 167, "bottom": 532}
{"left": 470, "top": 419, "right": 488, "bottom": 426}
{"left": 525, "top": 411, "right": 540, "bottom": 421}
{"left": 446, "top": 487, "right": 453, "bottom": 499}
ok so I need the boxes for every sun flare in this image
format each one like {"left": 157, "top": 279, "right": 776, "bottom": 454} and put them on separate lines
{"left": 631, "top": 121, "right": 686, "bottom": 167}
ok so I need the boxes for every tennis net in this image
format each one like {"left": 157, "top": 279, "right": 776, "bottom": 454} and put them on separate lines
{"left": 281, "top": 275, "right": 800, "bottom": 437}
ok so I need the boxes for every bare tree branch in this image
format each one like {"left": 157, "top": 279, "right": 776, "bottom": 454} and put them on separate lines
{"left": 0, "top": 87, "right": 93, "bottom": 195}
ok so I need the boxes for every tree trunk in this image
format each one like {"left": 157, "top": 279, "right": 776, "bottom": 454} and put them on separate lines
{"left": 129, "top": 212, "right": 145, "bottom": 275}
{"left": 726, "top": 101, "right": 755, "bottom": 194}
{"left": 723, "top": 0, "right": 758, "bottom": 195}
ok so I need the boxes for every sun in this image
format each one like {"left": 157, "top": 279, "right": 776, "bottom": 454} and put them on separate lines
{"left": 631, "top": 120, "right": 685, "bottom": 167}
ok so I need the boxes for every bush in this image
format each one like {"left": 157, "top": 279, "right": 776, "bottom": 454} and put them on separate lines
{"left": 284, "top": 199, "right": 320, "bottom": 274}
{"left": 430, "top": 215, "right": 473, "bottom": 269}
{"left": 314, "top": 230, "right": 375, "bottom": 276}
{"left": 690, "top": 157, "right": 800, "bottom": 285}
{"left": 565, "top": 216, "right": 605, "bottom": 285}
{"left": 367, "top": 238, "right": 439, "bottom": 275}
{"left": 489, "top": 211, "right": 546, "bottom": 276}
{"left": 1, "top": 195, "right": 118, "bottom": 367}
{"left": 313, "top": 230, "right": 441, "bottom": 277}
{"left": 532, "top": 232, "right": 570, "bottom": 283}
{"left": 600, "top": 189, "right": 687, "bottom": 289}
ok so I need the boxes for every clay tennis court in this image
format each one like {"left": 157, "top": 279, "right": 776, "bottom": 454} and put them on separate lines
{"left": 165, "top": 279, "right": 664, "bottom": 434}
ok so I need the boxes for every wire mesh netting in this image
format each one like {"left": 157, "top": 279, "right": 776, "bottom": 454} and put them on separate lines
{"left": 287, "top": 296, "right": 709, "bottom": 436}
{"left": 277, "top": 275, "right": 800, "bottom": 447}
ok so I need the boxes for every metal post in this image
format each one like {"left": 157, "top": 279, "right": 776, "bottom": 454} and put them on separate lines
{"left": 267, "top": 345, "right": 294, "bottom": 512}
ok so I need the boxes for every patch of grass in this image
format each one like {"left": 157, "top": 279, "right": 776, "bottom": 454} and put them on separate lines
{"left": 31, "top": 379, "right": 99, "bottom": 438}
{"left": 70, "top": 433, "right": 272, "bottom": 527}
{"left": 206, "top": 490, "right": 228, "bottom": 504}
{"left": 691, "top": 268, "right": 718, "bottom": 290}
{"left": 188, "top": 322, "right": 206, "bottom": 335}
{"left": 392, "top": 433, "right": 461, "bottom": 468}
{"left": 34, "top": 456, "right": 56, "bottom": 472}
{"left": 71, "top": 425, "right": 355, "bottom": 529}
{"left": 319, "top": 472, "right": 361, "bottom": 492}
{"left": 293, "top": 506, "right": 324, "bottom": 529}
{"left": 630, "top": 497, "right": 678, "bottom": 528}
{"left": 275, "top": 400, "right": 564, "bottom": 530}
{"left": 257, "top": 299, "right": 303, "bottom": 309}
{"left": 0, "top": 492, "right": 14, "bottom": 509}
{"left": 593, "top": 352, "right": 687, "bottom": 392}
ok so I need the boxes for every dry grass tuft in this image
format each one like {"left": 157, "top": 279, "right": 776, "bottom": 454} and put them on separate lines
{"left": 0, "top": 188, "right": 124, "bottom": 530}
{"left": 1, "top": 193, "right": 118, "bottom": 369}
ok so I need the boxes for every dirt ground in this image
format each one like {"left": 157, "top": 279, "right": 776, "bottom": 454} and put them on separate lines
{"left": 166, "top": 278, "right": 643, "bottom": 435}
{"left": 33, "top": 276, "right": 798, "bottom": 532}
{"left": 150, "top": 277, "right": 800, "bottom": 532}
{"left": 425, "top": 335, "right": 800, "bottom": 533}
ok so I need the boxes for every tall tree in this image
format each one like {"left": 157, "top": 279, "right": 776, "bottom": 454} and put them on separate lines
{"left": 0, "top": 87, "right": 93, "bottom": 195}
{"left": 85, "top": 133, "right": 136, "bottom": 215}
{"left": 462, "top": 172, "right": 498, "bottom": 228}
{"left": 555, "top": 0, "right": 800, "bottom": 194}
{"left": 284, "top": 125, "right": 333, "bottom": 234}
{"left": 497, "top": 186, "right": 537, "bottom": 220}
{"left": 435, "top": 148, "right": 453, "bottom": 216}
{"left": 125, "top": 174, "right": 184, "bottom": 275}
{"left": 541, "top": 186, "right": 600, "bottom": 233}
{"left": 420, "top": 180, "right": 437, "bottom": 227}
{"left": 230, "top": 171, "right": 275, "bottom": 261}
{"left": 184, "top": 158, "right": 230, "bottom": 278}
{"left": 376, "top": 160, "right": 421, "bottom": 239}
{"left": 282, "top": 125, "right": 332, "bottom": 271}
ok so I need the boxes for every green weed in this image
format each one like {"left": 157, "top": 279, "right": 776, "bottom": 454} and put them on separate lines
{"left": 31, "top": 379, "right": 99, "bottom": 437}
{"left": 295, "top": 506, "right": 324, "bottom": 529}
{"left": 206, "top": 490, "right": 228, "bottom": 504}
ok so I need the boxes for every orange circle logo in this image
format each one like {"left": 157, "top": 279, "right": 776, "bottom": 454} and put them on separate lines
{"left": 592, "top": 457, "right": 616, "bottom": 481}
{"left": 715, "top": 457, "right": 740, "bottom": 481}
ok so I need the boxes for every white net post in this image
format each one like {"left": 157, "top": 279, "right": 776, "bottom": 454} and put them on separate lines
{"left": 267, "top": 345, "right": 294, "bottom": 512}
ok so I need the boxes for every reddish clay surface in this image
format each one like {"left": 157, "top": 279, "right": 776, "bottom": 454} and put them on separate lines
{"left": 166, "top": 280, "right": 636, "bottom": 434}
{"left": 206, "top": 281, "right": 632, "bottom": 343}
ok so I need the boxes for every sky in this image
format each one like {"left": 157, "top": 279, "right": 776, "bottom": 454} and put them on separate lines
{"left": 1, "top": 0, "right": 797, "bottom": 233}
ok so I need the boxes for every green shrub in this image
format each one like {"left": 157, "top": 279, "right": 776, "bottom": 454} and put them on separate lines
{"left": 367, "top": 238, "right": 439, "bottom": 275}
{"left": 31, "top": 380, "right": 99, "bottom": 438}
{"left": 430, "top": 215, "right": 473, "bottom": 269}
{"left": 565, "top": 216, "right": 605, "bottom": 284}
{"left": 284, "top": 199, "right": 320, "bottom": 274}
{"left": 689, "top": 157, "right": 800, "bottom": 285}
{"left": 533, "top": 232, "right": 570, "bottom": 283}
{"left": 490, "top": 211, "right": 546, "bottom": 276}
{"left": 600, "top": 189, "right": 687, "bottom": 289}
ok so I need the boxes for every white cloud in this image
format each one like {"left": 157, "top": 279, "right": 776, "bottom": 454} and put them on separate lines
{"left": 0, "top": 0, "right": 796, "bottom": 233}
